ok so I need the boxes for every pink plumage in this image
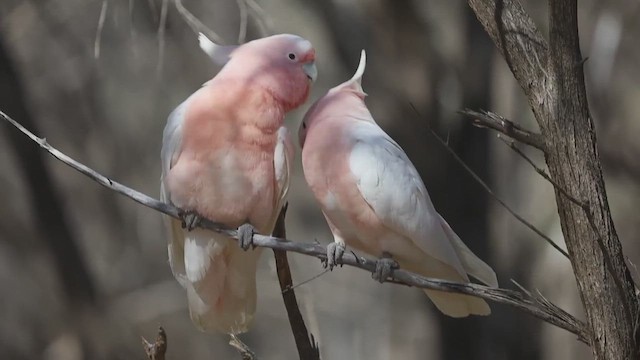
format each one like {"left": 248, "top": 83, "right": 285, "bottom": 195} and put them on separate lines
{"left": 300, "top": 50, "right": 497, "bottom": 318}
{"left": 160, "top": 33, "right": 316, "bottom": 334}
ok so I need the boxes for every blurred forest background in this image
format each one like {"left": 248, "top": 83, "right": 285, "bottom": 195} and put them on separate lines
{"left": 1, "top": 0, "right": 639, "bottom": 359}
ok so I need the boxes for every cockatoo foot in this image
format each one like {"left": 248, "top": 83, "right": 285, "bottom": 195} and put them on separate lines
{"left": 372, "top": 252, "right": 398, "bottom": 283}
{"left": 180, "top": 210, "right": 202, "bottom": 231}
{"left": 325, "top": 242, "right": 346, "bottom": 270}
{"left": 238, "top": 223, "right": 256, "bottom": 250}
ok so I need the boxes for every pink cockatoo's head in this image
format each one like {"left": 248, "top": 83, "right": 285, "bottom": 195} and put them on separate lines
{"left": 199, "top": 33, "right": 317, "bottom": 111}
{"left": 298, "top": 50, "right": 368, "bottom": 148}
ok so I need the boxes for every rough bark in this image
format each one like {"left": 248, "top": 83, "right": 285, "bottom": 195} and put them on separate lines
{"left": 468, "top": 0, "right": 640, "bottom": 358}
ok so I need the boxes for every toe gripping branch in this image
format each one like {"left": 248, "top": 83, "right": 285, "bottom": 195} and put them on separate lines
{"left": 238, "top": 223, "right": 257, "bottom": 250}
{"left": 372, "top": 252, "right": 398, "bottom": 283}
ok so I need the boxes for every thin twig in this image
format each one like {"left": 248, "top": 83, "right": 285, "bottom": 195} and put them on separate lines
{"left": 460, "top": 109, "right": 545, "bottom": 150}
{"left": 156, "top": 0, "right": 168, "bottom": 76}
{"left": 284, "top": 269, "right": 331, "bottom": 294}
{"left": 94, "top": 0, "right": 108, "bottom": 59}
{"left": 409, "top": 105, "right": 569, "bottom": 259}
{"left": 229, "top": 334, "right": 257, "bottom": 360}
{"left": 244, "top": 0, "right": 272, "bottom": 37}
{"left": 498, "top": 133, "right": 634, "bottom": 327}
{"left": 236, "top": 0, "right": 248, "bottom": 44}
{"left": 174, "top": 0, "right": 225, "bottom": 44}
{"left": 142, "top": 327, "right": 167, "bottom": 360}
{"left": 0, "top": 110, "right": 589, "bottom": 344}
{"left": 497, "top": 135, "right": 581, "bottom": 204}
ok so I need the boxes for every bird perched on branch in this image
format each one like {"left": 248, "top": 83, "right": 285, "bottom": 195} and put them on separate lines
{"left": 299, "top": 50, "right": 497, "bottom": 317}
{"left": 160, "top": 33, "right": 317, "bottom": 333}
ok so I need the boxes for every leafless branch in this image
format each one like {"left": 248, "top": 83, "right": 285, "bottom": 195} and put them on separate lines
{"left": 410, "top": 105, "right": 569, "bottom": 259}
{"left": 497, "top": 133, "right": 634, "bottom": 328}
{"left": 142, "top": 327, "right": 167, "bottom": 360}
{"left": 236, "top": 0, "right": 248, "bottom": 44}
{"left": 0, "top": 110, "right": 589, "bottom": 344}
{"left": 156, "top": 0, "right": 168, "bottom": 75}
{"left": 272, "top": 204, "right": 321, "bottom": 359}
{"left": 229, "top": 334, "right": 257, "bottom": 360}
{"left": 94, "top": 0, "right": 108, "bottom": 59}
{"left": 468, "top": 0, "right": 640, "bottom": 355}
{"left": 244, "top": 0, "right": 272, "bottom": 37}
{"left": 174, "top": 0, "right": 225, "bottom": 44}
{"left": 460, "top": 109, "right": 545, "bottom": 150}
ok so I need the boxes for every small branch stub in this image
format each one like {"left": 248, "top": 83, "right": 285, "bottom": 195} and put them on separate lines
{"left": 460, "top": 109, "right": 545, "bottom": 150}
{"left": 142, "top": 327, "right": 167, "bottom": 360}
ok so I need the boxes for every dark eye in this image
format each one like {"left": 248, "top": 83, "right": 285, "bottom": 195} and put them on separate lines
{"left": 302, "top": 122, "right": 307, "bottom": 129}
{"left": 288, "top": 53, "right": 296, "bottom": 60}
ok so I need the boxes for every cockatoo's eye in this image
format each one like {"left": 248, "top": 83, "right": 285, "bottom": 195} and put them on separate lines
{"left": 288, "top": 53, "right": 296, "bottom": 60}
{"left": 302, "top": 122, "right": 307, "bottom": 129}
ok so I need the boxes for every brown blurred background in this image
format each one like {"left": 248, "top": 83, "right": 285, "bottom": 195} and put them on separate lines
{"left": 1, "top": 0, "right": 639, "bottom": 359}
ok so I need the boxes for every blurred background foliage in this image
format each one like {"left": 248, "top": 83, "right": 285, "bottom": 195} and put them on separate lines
{"left": 0, "top": 0, "right": 639, "bottom": 359}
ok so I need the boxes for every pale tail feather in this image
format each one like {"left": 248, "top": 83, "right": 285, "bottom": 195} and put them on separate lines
{"left": 181, "top": 229, "right": 262, "bottom": 334}
{"left": 406, "top": 256, "right": 491, "bottom": 317}
{"left": 438, "top": 214, "right": 498, "bottom": 287}
{"left": 423, "top": 289, "right": 491, "bottom": 317}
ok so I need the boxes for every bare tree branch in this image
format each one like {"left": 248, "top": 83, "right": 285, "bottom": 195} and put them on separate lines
{"left": 174, "top": 0, "right": 225, "bottom": 44}
{"left": 460, "top": 109, "right": 544, "bottom": 150}
{"left": 497, "top": 133, "right": 635, "bottom": 330}
{"left": 142, "top": 327, "right": 167, "bottom": 360}
{"left": 469, "top": 0, "right": 640, "bottom": 358}
{"left": 411, "top": 105, "right": 570, "bottom": 259}
{"left": 94, "top": 0, "right": 108, "bottom": 59}
{"left": 229, "top": 334, "right": 257, "bottom": 360}
{"left": 468, "top": 0, "right": 548, "bottom": 110}
{"left": 0, "top": 109, "right": 590, "bottom": 344}
{"left": 272, "top": 204, "right": 321, "bottom": 360}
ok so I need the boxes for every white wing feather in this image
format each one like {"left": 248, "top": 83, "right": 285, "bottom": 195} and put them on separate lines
{"left": 271, "top": 126, "right": 293, "bottom": 230}
{"left": 348, "top": 121, "right": 467, "bottom": 278}
{"left": 160, "top": 100, "right": 188, "bottom": 287}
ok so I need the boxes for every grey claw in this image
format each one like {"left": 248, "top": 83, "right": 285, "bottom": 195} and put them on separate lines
{"left": 372, "top": 252, "right": 397, "bottom": 283}
{"left": 238, "top": 223, "right": 256, "bottom": 250}
{"left": 180, "top": 211, "right": 202, "bottom": 231}
{"left": 326, "top": 242, "right": 346, "bottom": 270}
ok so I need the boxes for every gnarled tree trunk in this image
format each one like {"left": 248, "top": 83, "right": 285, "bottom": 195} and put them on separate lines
{"left": 468, "top": 0, "right": 640, "bottom": 358}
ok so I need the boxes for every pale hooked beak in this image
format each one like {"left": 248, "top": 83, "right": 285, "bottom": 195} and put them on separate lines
{"left": 303, "top": 62, "right": 318, "bottom": 82}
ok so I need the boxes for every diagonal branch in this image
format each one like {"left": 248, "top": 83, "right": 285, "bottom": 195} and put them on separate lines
{"left": 467, "top": 0, "right": 549, "bottom": 109}
{"left": 272, "top": 205, "right": 321, "bottom": 360}
{"left": 497, "top": 134, "right": 634, "bottom": 331}
{"left": 229, "top": 334, "right": 257, "bottom": 360}
{"left": 142, "top": 327, "right": 167, "bottom": 360}
{"left": 410, "top": 105, "right": 569, "bottom": 259}
{"left": 0, "top": 110, "right": 590, "bottom": 344}
{"left": 460, "top": 109, "right": 545, "bottom": 150}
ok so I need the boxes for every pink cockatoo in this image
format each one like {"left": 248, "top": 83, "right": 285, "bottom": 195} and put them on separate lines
{"left": 299, "top": 50, "right": 497, "bottom": 317}
{"left": 160, "top": 33, "right": 316, "bottom": 334}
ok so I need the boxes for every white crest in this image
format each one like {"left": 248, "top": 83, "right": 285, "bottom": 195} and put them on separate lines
{"left": 333, "top": 49, "right": 367, "bottom": 95}
{"left": 198, "top": 33, "right": 238, "bottom": 66}
{"left": 350, "top": 49, "right": 366, "bottom": 86}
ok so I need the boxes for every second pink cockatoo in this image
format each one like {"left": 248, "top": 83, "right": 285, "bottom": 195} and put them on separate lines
{"left": 160, "top": 33, "right": 316, "bottom": 334}
{"left": 299, "top": 50, "right": 497, "bottom": 317}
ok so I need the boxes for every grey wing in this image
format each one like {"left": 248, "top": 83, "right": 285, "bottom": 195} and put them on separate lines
{"left": 160, "top": 100, "right": 188, "bottom": 287}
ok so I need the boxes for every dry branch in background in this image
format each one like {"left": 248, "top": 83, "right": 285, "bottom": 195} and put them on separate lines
{"left": 460, "top": 109, "right": 545, "bottom": 150}
{"left": 468, "top": 0, "right": 640, "bottom": 358}
{"left": 272, "top": 205, "right": 321, "bottom": 360}
{"left": 0, "top": 110, "right": 590, "bottom": 344}
{"left": 229, "top": 335, "right": 257, "bottom": 360}
{"left": 142, "top": 327, "right": 167, "bottom": 360}
{"left": 413, "top": 106, "right": 570, "bottom": 259}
